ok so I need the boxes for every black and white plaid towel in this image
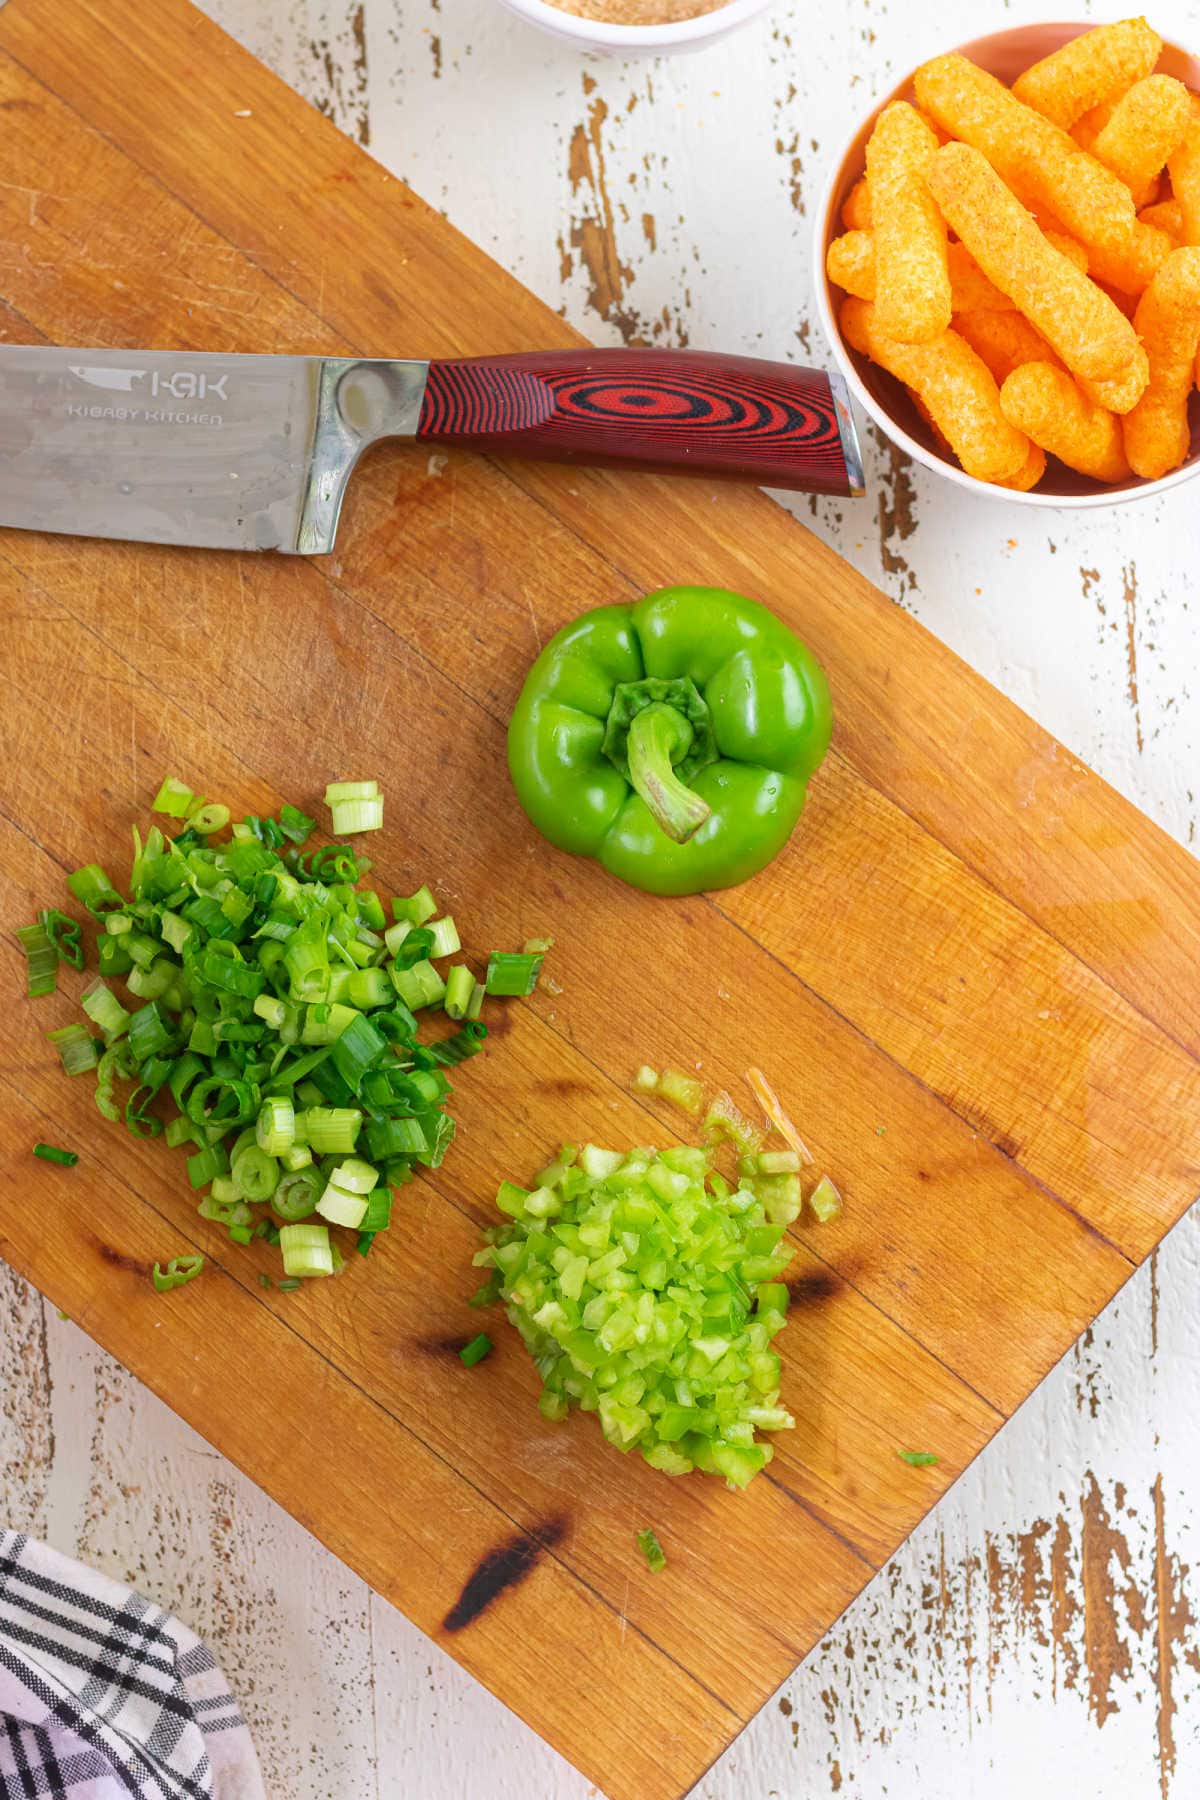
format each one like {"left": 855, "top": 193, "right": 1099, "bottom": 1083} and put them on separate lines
{"left": 0, "top": 1533, "right": 264, "bottom": 1800}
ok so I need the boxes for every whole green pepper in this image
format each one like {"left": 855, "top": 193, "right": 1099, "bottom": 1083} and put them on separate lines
{"left": 507, "top": 586, "right": 832, "bottom": 896}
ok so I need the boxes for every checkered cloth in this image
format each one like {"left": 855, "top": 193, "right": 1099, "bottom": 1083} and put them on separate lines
{"left": 0, "top": 1533, "right": 264, "bottom": 1800}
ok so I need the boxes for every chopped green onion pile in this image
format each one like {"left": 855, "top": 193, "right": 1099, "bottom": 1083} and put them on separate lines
{"left": 26, "top": 778, "right": 546, "bottom": 1288}
{"left": 474, "top": 1141, "right": 797, "bottom": 1490}
{"left": 636, "top": 1527, "right": 667, "bottom": 1572}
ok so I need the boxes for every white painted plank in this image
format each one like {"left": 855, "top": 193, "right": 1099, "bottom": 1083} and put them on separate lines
{"left": 3, "top": 0, "right": 1198, "bottom": 1793}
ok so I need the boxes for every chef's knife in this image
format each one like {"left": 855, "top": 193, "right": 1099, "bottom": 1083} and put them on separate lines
{"left": 0, "top": 345, "right": 863, "bottom": 555}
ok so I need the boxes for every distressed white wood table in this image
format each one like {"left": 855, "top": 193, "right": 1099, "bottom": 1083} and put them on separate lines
{"left": 4, "top": 0, "right": 1199, "bottom": 1794}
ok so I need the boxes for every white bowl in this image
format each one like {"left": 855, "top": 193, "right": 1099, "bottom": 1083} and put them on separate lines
{"left": 813, "top": 21, "right": 1200, "bottom": 508}
{"left": 493, "top": 0, "right": 774, "bottom": 56}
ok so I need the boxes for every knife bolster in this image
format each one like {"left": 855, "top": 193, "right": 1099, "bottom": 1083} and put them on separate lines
{"left": 297, "top": 358, "right": 429, "bottom": 554}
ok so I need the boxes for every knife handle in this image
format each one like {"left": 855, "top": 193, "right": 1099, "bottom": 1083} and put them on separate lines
{"left": 414, "top": 349, "right": 863, "bottom": 498}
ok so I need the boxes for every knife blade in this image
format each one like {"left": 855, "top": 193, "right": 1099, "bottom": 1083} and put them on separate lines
{"left": 0, "top": 345, "right": 863, "bottom": 555}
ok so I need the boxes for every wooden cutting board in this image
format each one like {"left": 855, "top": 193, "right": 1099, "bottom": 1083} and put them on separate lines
{"left": 1, "top": 1, "right": 1198, "bottom": 1794}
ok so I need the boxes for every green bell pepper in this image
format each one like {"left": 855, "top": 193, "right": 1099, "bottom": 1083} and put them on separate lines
{"left": 507, "top": 586, "right": 833, "bottom": 896}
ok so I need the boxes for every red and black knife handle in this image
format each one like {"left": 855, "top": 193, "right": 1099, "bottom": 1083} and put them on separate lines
{"left": 414, "top": 348, "right": 863, "bottom": 498}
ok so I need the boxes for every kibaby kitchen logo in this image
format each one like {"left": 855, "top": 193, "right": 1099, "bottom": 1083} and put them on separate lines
{"left": 65, "top": 363, "right": 228, "bottom": 427}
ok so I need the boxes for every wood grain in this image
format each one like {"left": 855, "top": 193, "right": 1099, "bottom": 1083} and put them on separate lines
{"left": 0, "top": 2, "right": 1198, "bottom": 1796}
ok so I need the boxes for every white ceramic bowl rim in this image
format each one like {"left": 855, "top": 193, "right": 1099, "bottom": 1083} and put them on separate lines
{"left": 497, "top": 0, "right": 772, "bottom": 50}
{"left": 811, "top": 20, "right": 1200, "bottom": 510}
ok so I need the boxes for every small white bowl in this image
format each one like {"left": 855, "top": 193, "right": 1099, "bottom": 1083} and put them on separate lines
{"left": 813, "top": 21, "right": 1200, "bottom": 508}
{"left": 493, "top": 0, "right": 774, "bottom": 56}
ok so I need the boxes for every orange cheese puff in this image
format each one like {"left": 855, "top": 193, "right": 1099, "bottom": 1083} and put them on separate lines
{"left": 947, "top": 241, "right": 1014, "bottom": 311}
{"left": 915, "top": 55, "right": 1136, "bottom": 253}
{"left": 1044, "top": 229, "right": 1090, "bottom": 274}
{"left": 953, "top": 308, "right": 1063, "bottom": 384}
{"left": 841, "top": 177, "right": 873, "bottom": 232}
{"left": 1080, "top": 346, "right": 1150, "bottom": 414}
{"left": 1124, "top": 246, "right": 1200, "bottom": 478}
{"left": 865, "top": 103, "right": 952, "bottom": 343}
{"left": 912, "top": 392, "right": 956, "bottom": 458}
{"left": 1027, "top": 210, "right": 1089, "bottom": 262}
{"left": 1096, "top": 278, "right": 1140, "bottom": 319}
{"left": 828, "top": 230, "right": 1013, "bottom": 312}
{"left": 995, "top": 441, "right": 1048, "bottom": 491}
{"left": 826, "top": 230, "right": 875, "bottom": 300}
{"left": 1090, "top": 76, "right": 1193, "bottom": 206}
{"left": 1085, "top": 218, "right": 1174, "bottom": 293}
{"left": 1167, "top": 97, "right": 1200, "bottom": 244}
{"left": 840, "top": 297, "right": 1030, "bottom": 482}
{"left": 927, "top": 142, "right": 1140, "bottom": 383}
{"left": 999, "top": 362, "right": 1132, "bottom": 481}
{"left": 1072, "top": 101, "right": 1115, "bottom": 155}
{"left": 1139, "top": 197, "right": 1183, "bottom": 239}
{"left": 1012, "top": 19, "right": 1162, "bottom": 130}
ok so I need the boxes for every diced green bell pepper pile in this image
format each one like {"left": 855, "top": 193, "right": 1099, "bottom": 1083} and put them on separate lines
{"left": 474, "top": 1142, "right": 796, "bottom": 1489}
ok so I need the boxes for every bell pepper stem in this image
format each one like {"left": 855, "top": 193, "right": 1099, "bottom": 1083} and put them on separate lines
{"left": 625, "top": 703, "right": 712, "bottom": 845}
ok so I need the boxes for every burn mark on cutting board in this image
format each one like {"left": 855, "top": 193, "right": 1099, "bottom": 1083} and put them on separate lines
{"left": 94, "top": 1241, "right": 151, "bottom": 1278}
{"left": 442, "top": 1515, "right": 569, "bottom": 1632}
{"left": 541, "top": 1076, "right": 592, "bottom": 1098}
{"left": 413, "top": 1333, "right": 474, "bottom": 1357}
{"left": 788, "top": 1270, "right": 840, "bottom": 1307}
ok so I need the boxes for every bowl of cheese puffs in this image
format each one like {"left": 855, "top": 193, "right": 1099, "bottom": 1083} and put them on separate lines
{"left": 815, "top": 18, "right": 1200, "bottom": 504}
